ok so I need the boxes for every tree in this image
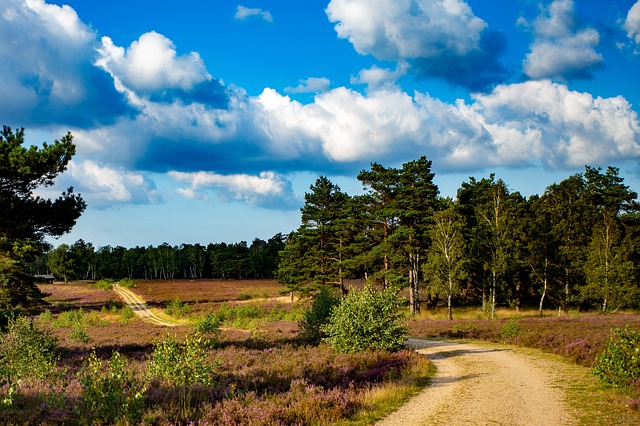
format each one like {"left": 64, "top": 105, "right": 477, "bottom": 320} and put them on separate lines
{"left": 321, "top": 285, "right": 407, "bottom": 353}
{"left": 0, "top": 126, "right": 85, "bottom": 308}
{"left": 581, "top": 166, "right": 639, "bottom": 312}
{"left": 424, "top": 201, "right": 466, "bottom": 320}
{"left": 47, "top": 244, "right": 75, "bottom": 283}
{"left": 277, "top": 177, "right": 351, "bottom": 295}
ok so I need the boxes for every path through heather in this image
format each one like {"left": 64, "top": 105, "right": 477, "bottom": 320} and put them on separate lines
{"left": 113, "top": 283, "right": 177, "bottom": 327}
{"left": 378, "top": 339, "right": 575, "bottom": 425}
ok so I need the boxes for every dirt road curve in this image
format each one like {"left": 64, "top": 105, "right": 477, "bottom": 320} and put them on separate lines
{"left": 113, "top": 284, "right": 176, "bottom": 327}
{"left": 378, "top": 339, "right": 574, "bottom": 426}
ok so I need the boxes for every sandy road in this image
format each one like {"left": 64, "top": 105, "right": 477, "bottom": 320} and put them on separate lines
{"left": 378, "top": 339, "right": 575, "bottom": 426}
{"left": 113, "top": 283, "right": 177, "bottom": 327}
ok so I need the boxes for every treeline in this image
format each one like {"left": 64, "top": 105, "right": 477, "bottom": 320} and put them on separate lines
{"left": 277, "top": 157, "right": 640, "bottom": 316}
{"left": 34, "top": 234, "right": 285, "bottom": 281}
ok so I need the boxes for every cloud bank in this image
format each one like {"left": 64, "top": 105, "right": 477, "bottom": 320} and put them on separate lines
{"left": 3, "top": 0, "right": 640, "bottom": 212}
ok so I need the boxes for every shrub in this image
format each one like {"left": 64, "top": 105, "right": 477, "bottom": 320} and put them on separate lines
{"left": 78, "top": 350, "right": 146, "bottom": 425}
{"left": 193, "top": 313, "right": 222, "bottom": 336}
{"left": 165, "top": 297, "right": 190, "bottom": 318}
{"left": 593, "top": 326, "right": 640, "bottom": 390}
{"left": 94, "top": 279, "right": 115, "bottom": 290}
{"left": 500, "top": 318, "right": 521, "bottom": 341}
{"left": 120, "top": 306, "right": 135, "bottom": 324}
{"left": 119, "top": 278, "right": 136, "bottom": 289}
{"left": 322, "top": 285, "right": 407, "bottom": 353}
{"left": 147, "top": 333, "right": 218, "bottom": 419}
{"left": 299, "top": 286, "right": 341, "bottom": 344}
{"left": 68, "top": 324, "right": 90, "bottom": 343}
{"left": 0, "top": 316, "right": 59, "bottom": 405}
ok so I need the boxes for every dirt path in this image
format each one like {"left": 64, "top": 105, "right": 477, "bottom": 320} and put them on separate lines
{"left": 378, "top": 339, "right": 575, "bottom": 425}
{"left": 113, "top": 284, "right": 177, "bottom": 327}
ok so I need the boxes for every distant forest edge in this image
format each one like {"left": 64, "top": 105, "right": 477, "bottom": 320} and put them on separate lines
{"left": 35, "top": 156, "right": 640, "bottom": 315}
{"left": 34, "top": 234, "right": 286, "bottom": 281}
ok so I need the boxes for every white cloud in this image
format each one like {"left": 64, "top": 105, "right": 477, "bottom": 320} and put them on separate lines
{"left": 522, "top": 0, "right": 602, "bottom": 80}
{"left": 284, "top": 77, "right": 331, "bottom": 94}
{"left": 350, "top": 62, "right": 408, "bottom": 91}
{"left": 169, "top": 170, "right": 297, "bottom": 209}
{"left": 325, "top": 0, "right": 486, "bottom": 60}
{"left": 234, "top": 5, "right": 273, "bottom": 23}
{"left": 66, "top": 160, "right": 161, "bottom": 207}
{"left": 623, "top": 1, "right": 640, "bottom": 46}
{"left": 96, "top": 32, "right": 212, "bottom": 95}
{"left": 0, "top": 0, "right": 125, "bottom": 126}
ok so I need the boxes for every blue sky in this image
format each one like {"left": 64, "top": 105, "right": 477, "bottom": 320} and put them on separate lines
{"left": 2, "top": 0, "right": 640, "bottom": 248}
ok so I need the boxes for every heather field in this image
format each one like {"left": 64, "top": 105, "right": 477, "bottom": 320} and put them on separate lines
{"left": 0, "top": 280, "right": 431, "bottom": 425}
{"left": 2, "top": 280, "right": 640, "bottom": 424}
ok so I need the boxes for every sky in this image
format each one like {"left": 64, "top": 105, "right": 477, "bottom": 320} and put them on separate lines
{"left": 2, "top": 0, "right": 640, "bottom": 248}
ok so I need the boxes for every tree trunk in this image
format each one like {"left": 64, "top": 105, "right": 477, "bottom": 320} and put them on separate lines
{"left": 491, "top": 270, "right": 497, "bottom": 319}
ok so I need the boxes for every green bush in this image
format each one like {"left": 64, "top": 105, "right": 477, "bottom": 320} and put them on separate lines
{"left": 193, "top": 313, "right": 222, "bottom": 336}
{"left": 321, "top": 285, "right": 407, "bottom": 353}
{"left": 500, "top": 318, "right": 521, "bottom": 340}
{"left": 0, "top": 316, "right": 59, "bottom": 405}
{"left": 165, "top": 297, "right": 190, "bottom": 318}
{"left": 119, "top": 278, "right": 136, "bottom": 289}
{"left": 299, "top": 286, "right": 341, "bottom": 344}
{"left": 593, "top": 326, "right": 640, "bottom": 389}
{"left": 147, "top": 333, "right": 218, "bottom": 419}
{"left": 94, "top": 279, "right": 115, "bottom": 290}
{"left": 120, "top": 306, "right": 135, "bottom": 324}
{"left": 78, "top": 350, "right": 146, "bottom": 425}
{"left": 68, "top": 324, "right": 90, "bottom": 343}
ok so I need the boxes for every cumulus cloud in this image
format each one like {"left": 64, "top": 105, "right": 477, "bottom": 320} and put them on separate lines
{"left": 234, "top": 5, "right": 273, "bottom": 23}
{"left": 284, "top": 77, "right": 331, "bottom": 94}
{"left": 169, "top": 170, "right": 298, "bottom": 209}
{"left": 0, "top": 0, "right": 130, "bottom": 127}
{"left": 624, "top": 1, "right": 640, "bottom": 47}
{"left": 96, "top": 32, "right": 228, "bottom": 106}
{"left": 350, "top": 62, "right": 408, "bottom": 91}
{"left": 325, "top": 0, "right": 506, "bottom": 91}
{"left": 522, "top": 0, "right": 603, "bottom": 80}
{"left": 55, "top": 160, "right": 161, "bottom": 208}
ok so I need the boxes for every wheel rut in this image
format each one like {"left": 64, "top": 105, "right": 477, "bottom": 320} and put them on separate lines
{"left": 378, "top": 339, "right": 575, "bottom": 425}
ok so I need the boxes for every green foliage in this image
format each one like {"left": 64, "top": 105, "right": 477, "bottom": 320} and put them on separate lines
{"left": 165, "top": 297, "right": 190, "bottom": 318}
{"left": 0, "top": 316, "right": 59, "bottom": 405}
{"left": 147, "top": 333, "right": 218, "bottom": 419}
{"left": 0, "top": 126, "right": 85, "bottom": 309}
{"left": 68, "top": 323, "right": 90, "bottom": 343}
{"left": 120, "top": 306, "right": 135, "bottom": 324}
{"left": 78, "top": 350, "right": 146, "bottom": 425}
{"left": 298, "top": 286, "right": 341, "bottom": 344}
{"left": 322, "top": 285, "right": 407, "bottom": 353}
{"left": 500, "top": 318, "right": 521, "bottom": 340}
{"left": 94, "top": 278, "right": 114, "bottom": 290}
{"left": 593, "top": 326, "right": 640, "bottom": 389}
{"left": 119, "top": 277, "right": 136, "bottom": 289}
{"left": 193, "top": 313, "right": 222, "bottom": 336}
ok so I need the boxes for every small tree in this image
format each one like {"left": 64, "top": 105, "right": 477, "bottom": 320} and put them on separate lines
{"left": 298, "top": 286, "right": 341, "bottom": 344}
{"left": 147, "top": 333, "right": 217, "bottom": 419}
{"left": 0, "top": 316, "right": 59, "bottom": 405}
{"left": 78, "top": 350, "right": 146, "bottom": 425}
{"left": 424, "top": 204, "right": 466, "bottom": 320}
{"left": 321, "top": 285, "right": 407, "bottom": 353}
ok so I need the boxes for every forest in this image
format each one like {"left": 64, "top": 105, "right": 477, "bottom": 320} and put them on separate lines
{"left": 37, "top": 234, "right": 285, "bottom": 282}
{"left": 37, "top": 156, "right": 640, "bottom": 317}
{"left": 277, "top": 157, "right": 640, "bottom": 318}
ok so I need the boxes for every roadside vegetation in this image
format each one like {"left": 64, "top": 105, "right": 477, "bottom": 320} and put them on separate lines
{"left": 0, "top": 280, "right": 431, "bottom": 424}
